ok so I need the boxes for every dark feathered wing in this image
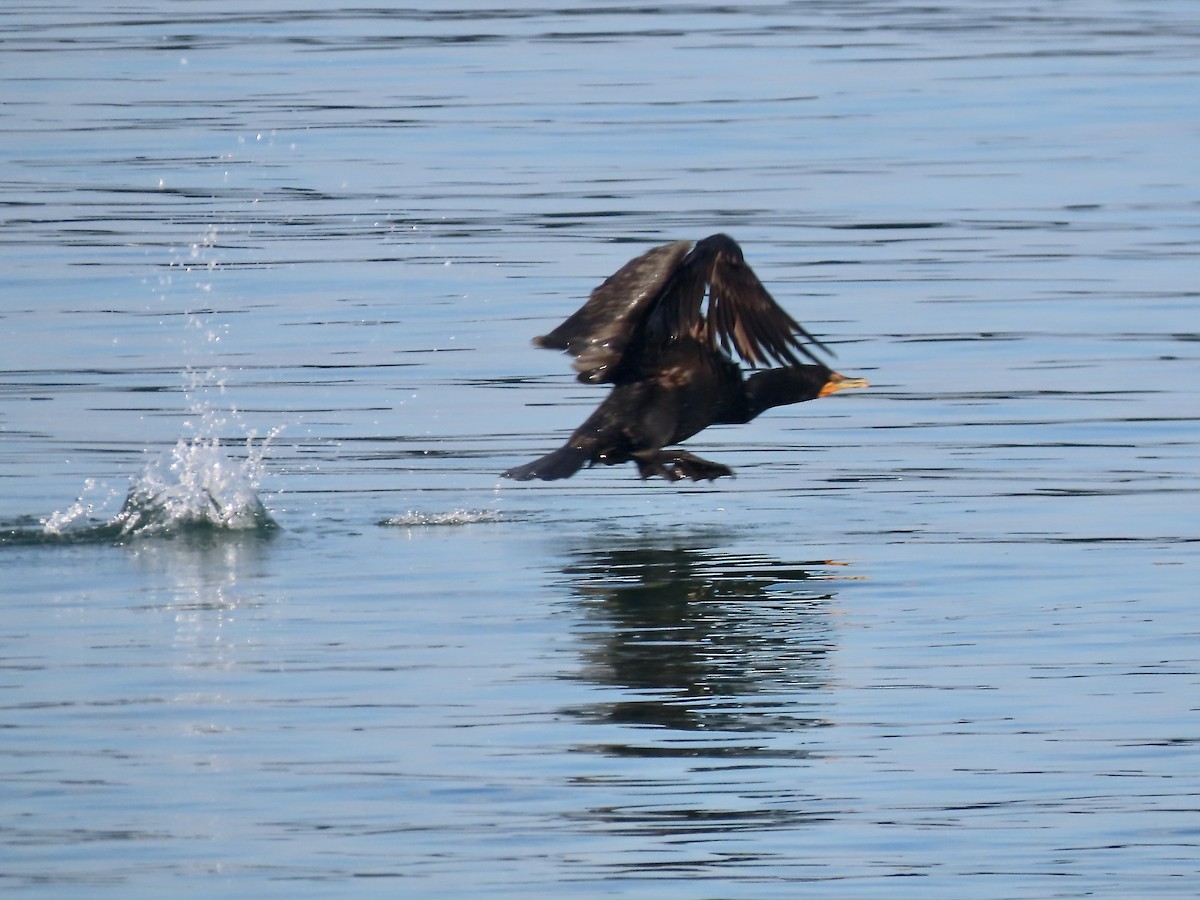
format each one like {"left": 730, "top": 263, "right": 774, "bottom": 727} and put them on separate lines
{"left": 534, "top": 240, "right": 692, "bottom": 383}
{"left": 651, "top": 233, "right": 832, "bottom": 368}
{"left": 534, "top": 234, "right": 832, "bottom": 385}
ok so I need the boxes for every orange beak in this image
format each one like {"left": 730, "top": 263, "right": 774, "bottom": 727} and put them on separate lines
{"left": 818, "top": 372, "right": 869, "bottom": 398}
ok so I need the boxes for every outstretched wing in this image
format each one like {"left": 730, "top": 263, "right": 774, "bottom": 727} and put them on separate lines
{"left": 534, "top": 239, "right": 692, "bottom": 384}
{"left": 650, "top": 233, "right": 832, "bottom": 368}
{"left": 533, "top": 234, "right": 832, "bottom": 384}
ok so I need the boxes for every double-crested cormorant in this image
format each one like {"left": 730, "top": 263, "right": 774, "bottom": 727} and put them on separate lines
{"left": 503, "top": 234, "right": 867, "bottom": 482}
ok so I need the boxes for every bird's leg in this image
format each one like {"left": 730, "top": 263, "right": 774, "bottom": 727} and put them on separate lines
{"left": 633, "top": 449, "right": 734, "bottom": 482}
{"left": 633, "top": 451, "right": 684, "bottom": 481}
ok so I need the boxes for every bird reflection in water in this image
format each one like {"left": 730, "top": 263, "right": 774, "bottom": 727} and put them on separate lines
{"left": 558, "top": 538, "right": 848, "bottom": 753}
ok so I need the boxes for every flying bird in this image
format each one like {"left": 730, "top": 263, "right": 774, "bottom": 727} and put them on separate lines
{"left": 503, "top": 233, "right": 866, "bottom": 482}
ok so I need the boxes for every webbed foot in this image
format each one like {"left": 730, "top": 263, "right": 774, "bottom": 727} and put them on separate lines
{"left": 633, "top": 449, "right": 734, "bottom": 482}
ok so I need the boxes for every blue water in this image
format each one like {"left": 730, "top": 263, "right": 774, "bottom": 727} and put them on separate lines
{"left": 2, "top": 3, "right": 1199, "bottom": 897}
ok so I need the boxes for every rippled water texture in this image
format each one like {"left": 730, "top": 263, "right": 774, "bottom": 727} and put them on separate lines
{"left": 2, "top": 3, "right": 1198, "bottom": 897}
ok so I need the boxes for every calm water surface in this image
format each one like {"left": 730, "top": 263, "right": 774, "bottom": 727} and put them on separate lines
{"left": 2, "top": 3, "right": 1199, "bottom": 897}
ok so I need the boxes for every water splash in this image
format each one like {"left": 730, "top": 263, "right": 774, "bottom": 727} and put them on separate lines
{"left": 36, "top": 433, "right": 279, "bottom": 543}
{"left": 379, "top": 509, "right": 503, "bottom": 527}
{"left": 117, "top": 434, "right": 277, "bottom": 535}
{"left": 0, "top": 224, "right": 282, "bottom": 547}
{"left": 37, "top": 478, "right": 123, "bottom": 537}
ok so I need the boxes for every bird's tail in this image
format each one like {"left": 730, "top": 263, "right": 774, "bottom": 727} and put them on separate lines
{"left": 502, "top": 445, "right": 590, "bottom": 481}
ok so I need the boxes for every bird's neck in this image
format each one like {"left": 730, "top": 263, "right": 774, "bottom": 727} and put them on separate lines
{"left": 738, "top": 365, "right": 832, "bottom": 421}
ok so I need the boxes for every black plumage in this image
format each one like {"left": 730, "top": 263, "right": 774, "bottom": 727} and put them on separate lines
{"left": 503, "top": 234, "right": 867, "bottom": 482}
